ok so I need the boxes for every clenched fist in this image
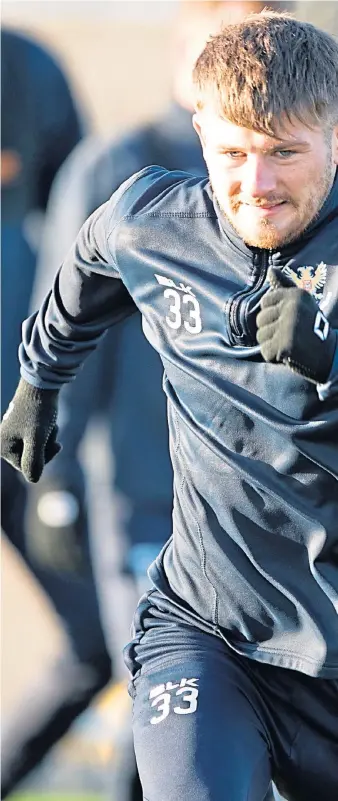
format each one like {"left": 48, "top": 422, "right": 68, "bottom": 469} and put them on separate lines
{"left": 1, "top": 378, "right": 61, "bottom": 482}
{"left": 257, "top": 267, "right": 336, "bottom": 384}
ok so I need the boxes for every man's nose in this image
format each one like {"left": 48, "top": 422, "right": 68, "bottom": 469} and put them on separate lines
{"left": 241, "top": 155, "right": 277, "bottom": 199}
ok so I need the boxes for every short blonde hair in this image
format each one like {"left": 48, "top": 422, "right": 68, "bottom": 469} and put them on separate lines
{"left": 193, "top": 10, "right": 338, "bottom": 133}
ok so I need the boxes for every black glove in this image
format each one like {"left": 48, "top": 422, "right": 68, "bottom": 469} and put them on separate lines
{"left": 257, "top": 267, "right": 336, "bottom": 384}
{"left": 1, "top": 378, "right": 61, "bottom": 482}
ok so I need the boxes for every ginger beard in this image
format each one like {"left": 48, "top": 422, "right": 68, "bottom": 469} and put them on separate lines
{"left": 210, "top": 150, "right": 335, "bottom": 249}
{"left": 194, "top": 111, "right": 337, "bottom": 250}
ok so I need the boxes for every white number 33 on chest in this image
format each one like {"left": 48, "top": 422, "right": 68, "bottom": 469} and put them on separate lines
{"left": 164, "top": 288, "right": 202, "bottom": 333}
{"left": 155, "top": 274, "right": 202, "bottom": 334}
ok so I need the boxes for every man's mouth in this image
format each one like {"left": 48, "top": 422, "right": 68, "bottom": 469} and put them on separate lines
{"left": 243, "top": 201, "right": 287, "bottom": 216}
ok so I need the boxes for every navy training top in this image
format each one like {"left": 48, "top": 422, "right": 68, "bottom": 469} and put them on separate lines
{"left": 20, "top": 165, "right": 338, "bottom": 677}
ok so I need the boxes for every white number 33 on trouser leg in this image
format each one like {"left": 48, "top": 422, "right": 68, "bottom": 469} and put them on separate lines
{"left": 149, "top": 678, "right": 199, "bottom": 725}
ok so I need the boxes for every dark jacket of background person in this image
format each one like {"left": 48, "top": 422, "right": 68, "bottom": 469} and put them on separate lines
{"left": 0, "top": 28, "right": 110, "bottom": 801}
{"left": 1, "top": 27, "right": 84, "bottom": 413}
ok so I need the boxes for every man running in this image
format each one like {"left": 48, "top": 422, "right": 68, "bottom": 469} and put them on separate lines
{"left": 2, "top": 11, "right": 338, "bottom": 800}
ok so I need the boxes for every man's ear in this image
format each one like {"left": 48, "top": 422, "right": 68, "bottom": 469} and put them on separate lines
{"left": 333, "top": 124, "right": 338, "bottom": 165}
{"left": 192, "top": 113, "right": 206, "bottom": 151}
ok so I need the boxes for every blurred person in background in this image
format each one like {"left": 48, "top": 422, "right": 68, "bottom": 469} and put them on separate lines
{"left": 1, "top": 27, "right": 84, "bottom": 414}
{"left": 1, "top": 5, "right": 292, "bottom": 800}
{"left": 1, "top": 26, "right": 114, "bottom": 799}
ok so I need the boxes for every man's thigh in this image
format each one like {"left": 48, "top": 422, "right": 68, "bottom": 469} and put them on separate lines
{"left": 129, "top": 626, "right": 272, "bottom": 801}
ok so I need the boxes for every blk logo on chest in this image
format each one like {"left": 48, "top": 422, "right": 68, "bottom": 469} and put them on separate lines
{"left": 155, "top": 274, "right": 202, "bottom": 334}
{"left": 149, "top": 677, "right": 199, "bottom": 724}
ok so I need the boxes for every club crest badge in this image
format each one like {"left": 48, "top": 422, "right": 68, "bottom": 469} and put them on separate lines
{"left": 283, "top": 262, "right": 327, "bottom": 301}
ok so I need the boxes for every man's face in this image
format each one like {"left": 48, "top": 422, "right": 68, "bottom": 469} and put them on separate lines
{"left": 193, "top": 108, "right": 338, "bottom": 249}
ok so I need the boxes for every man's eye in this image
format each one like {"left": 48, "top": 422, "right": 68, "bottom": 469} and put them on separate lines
{"left": 224, "top": 151, "right": 244, "bottom": 159}
{"left": 275, "top": 149, "right": 296, "bottom": 159}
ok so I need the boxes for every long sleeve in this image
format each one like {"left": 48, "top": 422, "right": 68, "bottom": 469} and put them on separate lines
{"left": 29, "top": 136, "right": 162, "bottom": 455}
{"left": 29, "top": 138, "right": 117, "bottom": 455}
{"left": 20, "top": 181, "right": 138, "bottom": 389}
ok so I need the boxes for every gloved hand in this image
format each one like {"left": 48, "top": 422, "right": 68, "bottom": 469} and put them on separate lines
{"left": 257, "top": 267, "right": 336, "bottom": 384}
{"left": 1, "top": 378, "right": 61, "bottom": 482}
